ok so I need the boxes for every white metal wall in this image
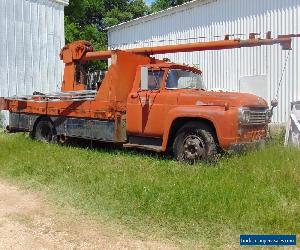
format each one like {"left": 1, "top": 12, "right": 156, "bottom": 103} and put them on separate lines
{"left": 0, "top": 0, "right": 67, "bottom": 124}
{"left": 108, "top": 0, "right": 300, "bottom": 123}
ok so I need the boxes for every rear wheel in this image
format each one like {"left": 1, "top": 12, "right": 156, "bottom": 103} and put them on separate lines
{"left": 33, "top": 120, "right": 57, "bottom": 143}
{"left": 173, "top": 122, "right": 217, "bottom": 163}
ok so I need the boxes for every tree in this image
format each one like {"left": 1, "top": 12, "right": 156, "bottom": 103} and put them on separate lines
{"left": 103, "top": 8, "right": 133, "bottom": 27}
{"left": 151, "top": 0, "right": 192, "bottom": 12}
{"left": 128, "top": 0, "right": 149, "bottom": 19}
{"left": 64, "top": 0, "right": 189, "bottom": 70}
{"left": 65, "top": 0, "right": 150, "bottom": 70}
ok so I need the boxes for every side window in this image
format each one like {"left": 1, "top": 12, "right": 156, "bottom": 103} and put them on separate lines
{"left": 148, "top": 70, "right": 164, "bottom": 90}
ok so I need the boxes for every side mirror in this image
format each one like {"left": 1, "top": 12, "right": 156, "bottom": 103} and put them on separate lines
{"left": 271, "top": 99, "right": 279, "bottom": 108}
{"left": 140, "top": 67, "right": 148, "bottom": 90}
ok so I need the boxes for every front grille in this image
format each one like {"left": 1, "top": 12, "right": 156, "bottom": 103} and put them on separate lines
{"left": 249, "top": 110, "right": 268, "bottom": 125}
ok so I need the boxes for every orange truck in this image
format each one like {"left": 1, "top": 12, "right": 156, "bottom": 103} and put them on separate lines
{"left": 0, "top": 32, "right": 299, "bottom": 162}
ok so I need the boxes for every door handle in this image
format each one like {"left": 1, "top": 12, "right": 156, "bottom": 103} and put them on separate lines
{"left": 130, "top": 93, "right": 139, "bottom": 98}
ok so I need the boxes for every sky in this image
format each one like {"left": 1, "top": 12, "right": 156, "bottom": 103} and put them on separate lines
{"left": 145, "top": 0, "right": 154, "bottom": 5}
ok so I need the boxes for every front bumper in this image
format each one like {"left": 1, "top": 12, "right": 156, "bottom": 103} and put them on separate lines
{"left": 228, "top": 139, "right": 266, "bottom": 152}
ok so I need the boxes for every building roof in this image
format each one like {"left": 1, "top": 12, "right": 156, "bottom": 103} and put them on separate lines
{"left": 52, "top": 0, "right": 69, "bottom": 6}
{"left": 108, "top": 0, "right": 215, "bottom": 33}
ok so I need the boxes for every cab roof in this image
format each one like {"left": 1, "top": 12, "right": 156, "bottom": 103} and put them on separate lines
{"left": 143, "top": 62, "right": 202, "bottom": 74}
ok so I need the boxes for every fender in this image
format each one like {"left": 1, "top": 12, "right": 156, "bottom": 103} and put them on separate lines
{"left": 162, "top": 105, "right": 235, "bottom": 151}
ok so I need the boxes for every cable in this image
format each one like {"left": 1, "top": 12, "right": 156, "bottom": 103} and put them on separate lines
{"left": 275, "top": 50, "right": 291, "bottom": 101}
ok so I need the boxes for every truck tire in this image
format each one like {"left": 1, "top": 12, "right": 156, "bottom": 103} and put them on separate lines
{"left": 33, "top": 120, "right": 57, "bottom": 143}
{"left": 173, "top": 122, "right": 217, "bottom": 163}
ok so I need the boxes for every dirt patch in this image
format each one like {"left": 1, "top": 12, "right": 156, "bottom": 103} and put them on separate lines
{"left": 0, "top": 180, "right": 178, "bottom": 249}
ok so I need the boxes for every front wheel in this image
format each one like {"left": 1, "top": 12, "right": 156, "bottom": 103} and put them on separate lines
{"left": 33, "top": 120, "right": 57, "bottom": 143}
{"left": 173, "top": 122, "right": 218, "bottom": 163}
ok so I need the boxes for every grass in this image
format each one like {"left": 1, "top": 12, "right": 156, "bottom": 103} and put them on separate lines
{"left": 0, "top": 132, "right": 299, "bottom": 248}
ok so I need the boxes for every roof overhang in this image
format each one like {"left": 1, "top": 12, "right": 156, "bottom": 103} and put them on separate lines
{"left": 107, "top": 0, "right": 216, "bottom": 33}
{"left": 51, "top": 0, "right": 69, "bottom": 6}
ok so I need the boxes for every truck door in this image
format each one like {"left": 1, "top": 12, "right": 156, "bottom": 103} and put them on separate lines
{"left": 127, "top": 68, "right": 167, "bottom": 137}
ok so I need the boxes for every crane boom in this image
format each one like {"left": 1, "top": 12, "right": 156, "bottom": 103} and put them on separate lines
{"left": 57, "top": 32, "right": 299, "bottom": 92}
{"left": 81, "top": 33, "right": 295, "bottom": 61}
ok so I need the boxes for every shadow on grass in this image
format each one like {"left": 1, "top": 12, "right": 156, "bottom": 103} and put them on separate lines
{"left": 61, "top": 137, "right": 230, "bottom": 167}
{"left": 24, "top": 130, "right": 286, "bottom": 167}
{"left": 60, "top": 137, "right": 172, "bottom": 161}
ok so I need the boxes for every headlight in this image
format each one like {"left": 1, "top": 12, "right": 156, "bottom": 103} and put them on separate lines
{"left": 239, "top": 108, "right": 251, "bottom": 124}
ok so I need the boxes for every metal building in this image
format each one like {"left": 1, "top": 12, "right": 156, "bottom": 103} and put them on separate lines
{"left": 0, "top": 0, "right": 69, "bottom": 125}
{"left": 108, "top": 0, "right": 300, "bottom": 123}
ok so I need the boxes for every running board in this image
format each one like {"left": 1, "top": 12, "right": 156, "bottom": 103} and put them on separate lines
{"left": 123, "top": 143, "right": 163, "bottom": 152}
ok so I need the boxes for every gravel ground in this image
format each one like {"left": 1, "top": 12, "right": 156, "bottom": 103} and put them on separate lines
{"left": 0, "top": 180, "right": 177, "bottom": 250}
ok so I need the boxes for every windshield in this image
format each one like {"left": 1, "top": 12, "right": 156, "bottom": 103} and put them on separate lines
{"left": 166, "top": 69, "right": 206, "bottom": 90}
{"left": 148, "top": 70, "right": 164, "bottom": 90}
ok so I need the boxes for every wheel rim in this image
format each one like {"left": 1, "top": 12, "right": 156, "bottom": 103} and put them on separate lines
{"left": 40, "top": 124, "right": 52, "bottom": 142}
{"left": 182, "top": 135, "right": 206, "bottom": 162}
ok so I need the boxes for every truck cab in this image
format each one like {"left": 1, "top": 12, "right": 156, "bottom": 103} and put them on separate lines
{"left": 125, "top": 62, "right": 270, "bottom": 162}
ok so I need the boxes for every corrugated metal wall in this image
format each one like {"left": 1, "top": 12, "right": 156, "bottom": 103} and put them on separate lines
{"left": 108, "top": 0, "right": 300, "bottom": 123}
{"left": 0, "top": 0, "right": 67, "bottom": 124}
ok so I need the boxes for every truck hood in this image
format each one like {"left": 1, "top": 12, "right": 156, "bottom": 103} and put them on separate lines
{"left": 177, "top": 90, "right": 268, "bottom": 108}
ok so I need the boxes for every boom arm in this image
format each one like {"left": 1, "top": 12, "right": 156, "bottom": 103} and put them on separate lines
{"left": 59, "top": 32, "right": 299, "bottom": 91}
{"left": 83, "top": 32, "right": 297, "bottom": 61}
{"left": 60, "top": 32, "right": 298, "bottom": 63}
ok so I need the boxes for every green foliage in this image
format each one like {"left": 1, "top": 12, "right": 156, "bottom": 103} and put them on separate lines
{"left": 0, "top": 133, "right": 299, "bottom": 247}
{"left": 64, "top": 0, "right": 193, "bottom": 70}
{"left": 65, "top": 0, "right": 150, "bottom": 70}
{"left": 150, "top": 0, "right": 192, "bottom": 12}
{"left": 64, "top": 0, "right": 87, "bottom": 23}
{"left": 103, "top": 8, "right": 133, "bottom": 27}
{"left": 128, "top": 0, "right": 149, "bottom": 19}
